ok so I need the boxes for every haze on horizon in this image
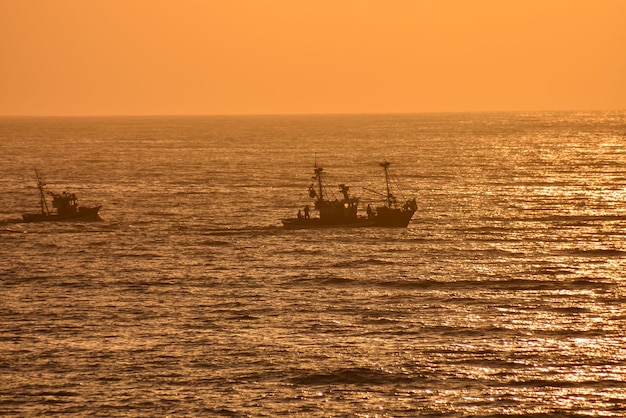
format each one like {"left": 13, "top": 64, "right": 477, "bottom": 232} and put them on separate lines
{"left": 1, "top": 0, "right": 625, "bottom": 117}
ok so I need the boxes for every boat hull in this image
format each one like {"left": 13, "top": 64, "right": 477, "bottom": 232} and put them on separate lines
{"left": 373, "top": 207, "right": 416, "bottom": 227}
{"left": 22, "top": 206, "right": 103, "bottom": 223}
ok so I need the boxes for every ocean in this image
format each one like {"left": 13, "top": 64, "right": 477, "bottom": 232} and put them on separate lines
{"left": 1, "top": 112, "right": 625, "bottom": 416}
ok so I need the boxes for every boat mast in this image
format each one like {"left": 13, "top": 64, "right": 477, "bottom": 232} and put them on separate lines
{"left": 380, "top": 161, "right": 392, "bottom": 208}
{"left": 34, "top": 168, "right": 50, "bottom": 215}
{"left": 314, "top": 165, "right": 324, "bottom": 201}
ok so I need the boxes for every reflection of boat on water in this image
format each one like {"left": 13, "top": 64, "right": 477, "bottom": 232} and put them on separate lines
{"left": 21, "top": 169, "right": 102, "bottom": 222}
{"left": 282, "top": 162, "right": 416, "bottom": 229}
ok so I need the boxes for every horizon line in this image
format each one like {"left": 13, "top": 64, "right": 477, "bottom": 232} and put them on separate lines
{"left": 1, "top": 108, "right": 624, "bottom": 118}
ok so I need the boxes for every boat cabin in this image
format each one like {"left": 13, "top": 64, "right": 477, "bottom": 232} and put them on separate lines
{"left": 51, "top": 192, "right": 79, "bottom": 215}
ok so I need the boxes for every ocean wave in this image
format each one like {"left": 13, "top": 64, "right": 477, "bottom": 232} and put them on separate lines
{"left": 290, "top": 366, "right": 418, "bottom": 385}
{"left": 376, "top": 277, "right": 614, "bottom": 291}
{"left": 331, "top": 258, "right": 395, "bottom": 268}
{"left": 562, "top": 248, "right": 626, "bottom": 257}
{"left": 498, "top": 378, "right": 625, "bottom": 389}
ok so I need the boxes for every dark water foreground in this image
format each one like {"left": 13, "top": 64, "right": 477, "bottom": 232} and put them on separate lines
{"left": 1, "top": 112, "right": 625, "bottom": 416}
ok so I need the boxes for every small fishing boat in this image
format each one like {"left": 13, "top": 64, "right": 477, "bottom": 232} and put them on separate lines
{"left": 368, "top": 162, "right": 417, "bottom": 227}
{"left": 282, "top": 162, "right": 416, "bottom": 229}
{"left": 282, "top": 165, "right": 374, "bottom": 229}
{"left": 21, "top": 169, "right": 102, "bottom": 222}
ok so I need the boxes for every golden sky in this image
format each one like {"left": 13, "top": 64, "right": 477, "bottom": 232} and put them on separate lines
{"left": 1, "top": 0, "right": 625, "bottom": 116}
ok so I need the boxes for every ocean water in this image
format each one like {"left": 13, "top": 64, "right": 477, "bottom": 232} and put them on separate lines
{"left": 1, "top": 112, "right": 625, "bottom": 417}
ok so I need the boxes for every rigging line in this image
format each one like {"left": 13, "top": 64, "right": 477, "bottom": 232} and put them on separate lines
{"left": 283, "top": 188, "right": 312, "bottom": 217}
{"left": 363, "top": 187, "right": 386, "bottom": 197}
{"left": 389, "top": 172, "right": 409, "bottom": 201}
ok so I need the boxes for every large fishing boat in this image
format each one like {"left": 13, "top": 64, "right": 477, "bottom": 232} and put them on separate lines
{"left": 21, "top": 169, "right": 102, "bottom": 222}
{"left": 282, "top": 162, "right": 416, "bottom": 229}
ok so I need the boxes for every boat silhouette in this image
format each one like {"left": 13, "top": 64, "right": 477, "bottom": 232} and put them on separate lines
{"left": 282, "top": 164, "right": 373, "bottom": 229}
{"left": 282, "top": 162, "right": 416, "bottom": 229}
{"left": 368, "top": 162, "right": 417, "bottom": 227}
{"left": 21, "top": 169, "right": 102, "bottom": 222}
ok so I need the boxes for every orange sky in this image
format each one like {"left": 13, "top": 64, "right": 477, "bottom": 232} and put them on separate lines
{"left": 1, "top": 0, "right": 625, "bottom": 116}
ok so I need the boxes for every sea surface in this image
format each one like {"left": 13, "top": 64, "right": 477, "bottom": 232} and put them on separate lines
{"left": 1, "top": 112, "right": 626, "bottom": 417}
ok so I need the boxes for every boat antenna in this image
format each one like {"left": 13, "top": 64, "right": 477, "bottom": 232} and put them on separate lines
{"left": 34, "top": 168, "right": 50, "bottom": 215}
{"left": 380, "top": 161, "right": 392, "bottom": 208}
